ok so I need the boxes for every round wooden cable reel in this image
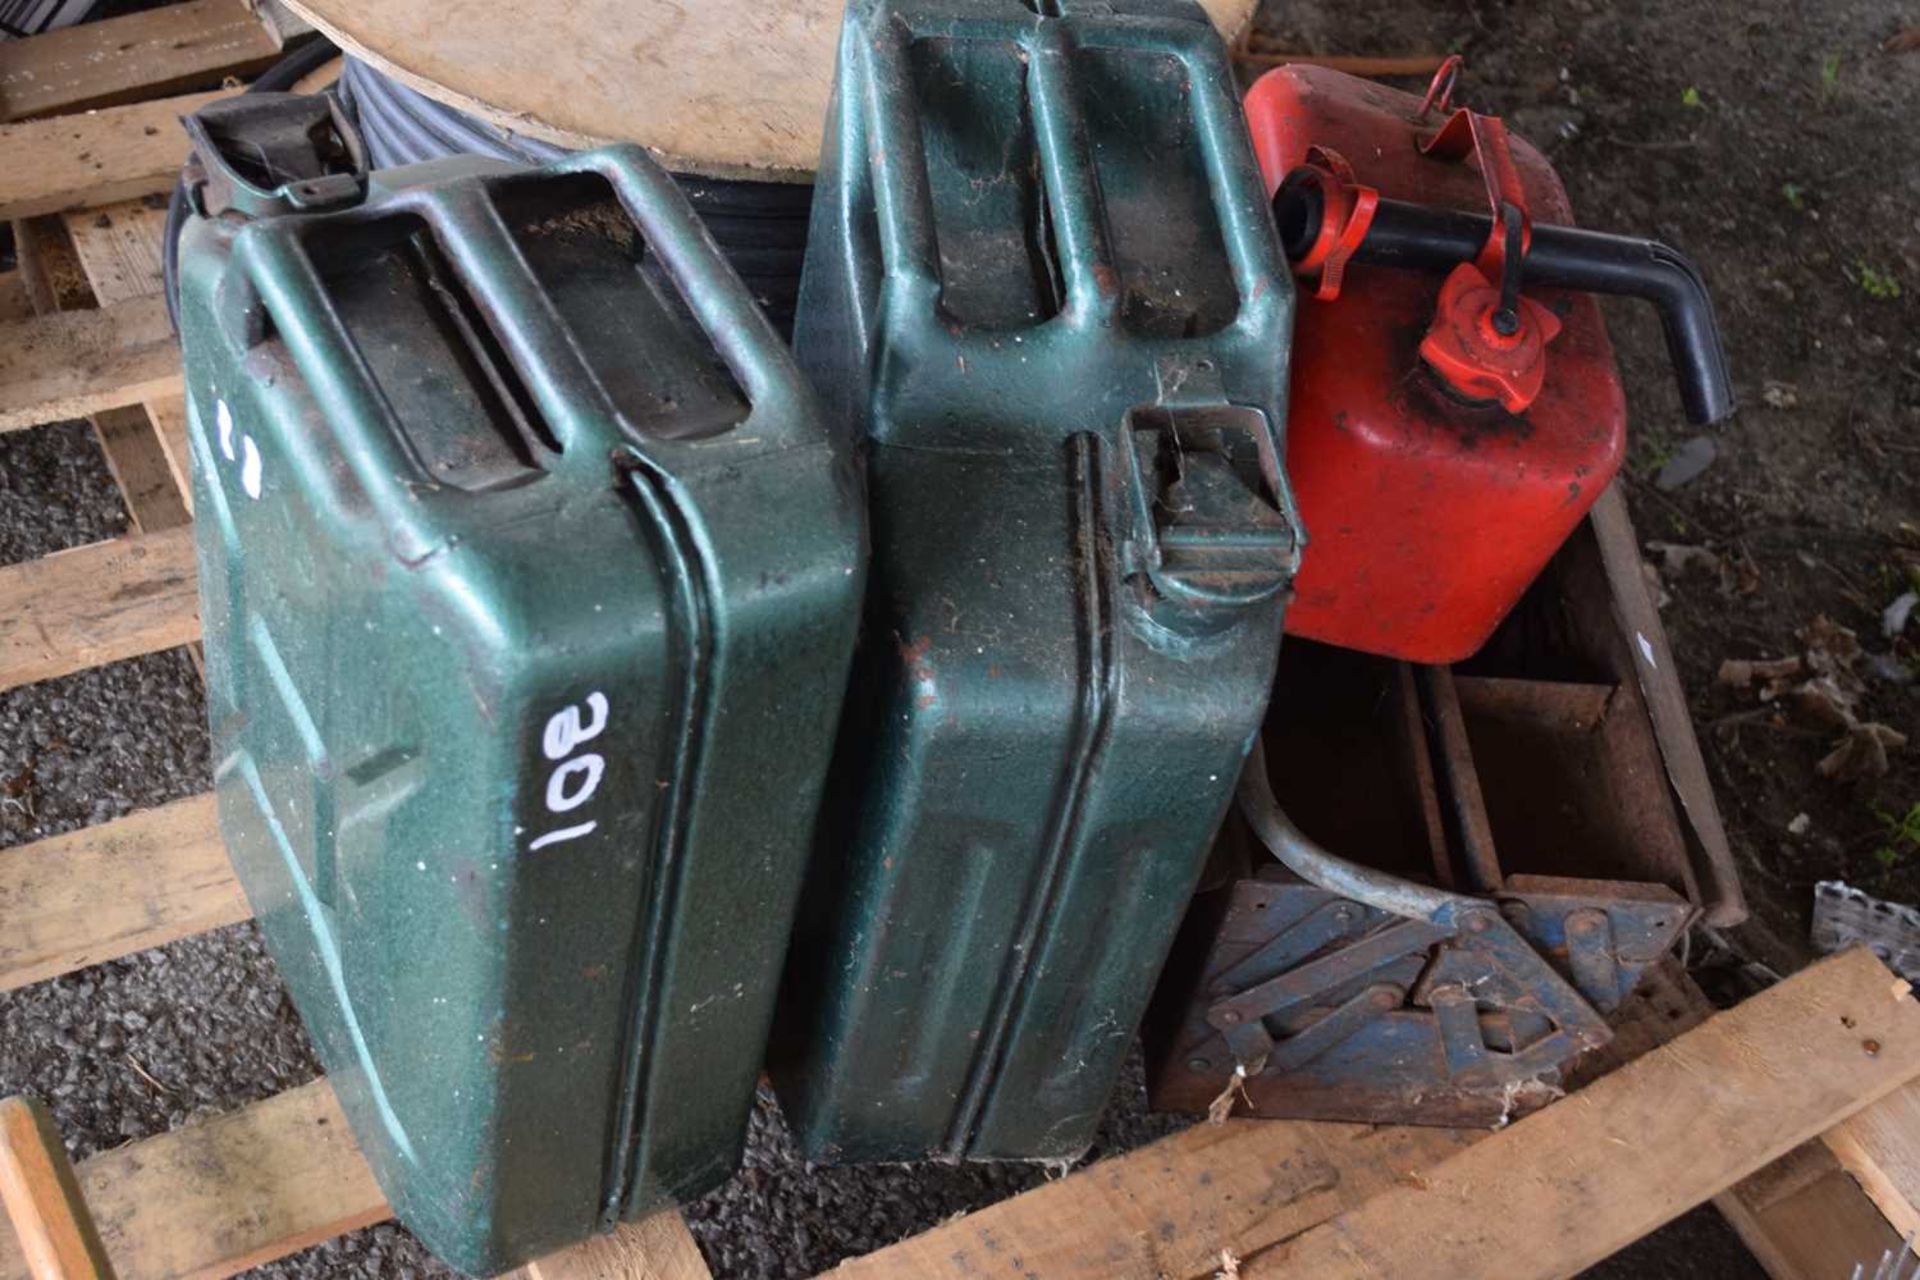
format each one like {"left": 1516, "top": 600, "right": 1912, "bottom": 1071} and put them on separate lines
{"left": 279, "top": 0, "right": 1261, "bottom": 181}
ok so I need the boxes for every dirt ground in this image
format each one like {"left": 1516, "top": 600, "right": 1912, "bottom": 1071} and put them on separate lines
{"left": 1, "top": 0, "right": 1916, "bottom": 1276}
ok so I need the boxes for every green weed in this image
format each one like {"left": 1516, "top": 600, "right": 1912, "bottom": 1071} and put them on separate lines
{"left": 1875, "top": 803, "right": 1920, "bottom": 869}
{"left": 1849, "top": 260, "right": 1904, "bottom": 300}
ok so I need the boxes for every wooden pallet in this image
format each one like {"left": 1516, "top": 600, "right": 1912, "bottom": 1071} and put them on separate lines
{"left": 4, "top": 7, "right": 1920, "bottom": 1279}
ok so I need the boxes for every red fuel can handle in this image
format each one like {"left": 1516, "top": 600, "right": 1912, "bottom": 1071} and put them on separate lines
{"left": 1248, "top": 62, "right": 1731, "bottom": 664}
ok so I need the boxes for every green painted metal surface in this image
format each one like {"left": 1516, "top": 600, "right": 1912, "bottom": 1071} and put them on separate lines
{"left": 771, "top": 0, "right": 1302, "bottom": 1164}
{"left": 176, "top": 118, "right": 864, "bottom": 1274}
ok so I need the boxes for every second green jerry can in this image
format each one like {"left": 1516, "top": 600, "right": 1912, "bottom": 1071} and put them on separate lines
{"left": 174, "top": 97, "right": 864, "bottom": 1274}
{"left": 771, "top": 0, "right": 1302, "bottom": 1163}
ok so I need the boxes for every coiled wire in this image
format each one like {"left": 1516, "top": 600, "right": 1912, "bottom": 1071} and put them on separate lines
{"left": 338, "top": 57, "right": 812, "bottom": 336}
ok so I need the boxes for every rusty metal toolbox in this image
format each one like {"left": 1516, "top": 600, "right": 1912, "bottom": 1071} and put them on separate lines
{"left": 1146, "top": 492, "right": 1746, "bottom": 1126}
{"left": 769, "top": 0, "right": 1301, "bottom": 1164}
{"left": 173, "top": 95, "right": 864, "bottom": 1274}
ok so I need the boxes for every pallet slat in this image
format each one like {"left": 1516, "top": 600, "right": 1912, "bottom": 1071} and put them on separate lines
{"left": 0, "top": 93, "right": 225, "bottom": 222}
{"left": 0, "top": 298, "right": 180, "bottom": 434}
{"left": 1717, "top": 1140, "right": 1907, "bottom": 1279}
{"left": 60, "top": 199, "right": 169, "bottom": 307}
{"left": 0, "top": 794, "right": 243, "bottom": 994}
{"left": 0, "top": 1076, "right": 707, "bottom": 1280}
{"left": 837, "top": 971, "right": 1714, "bottom": 1280}
{"left": 518, "top": 1213, "right": 712, "bottom": 1280}
{"left": 58, "top": 198, "right": 192, "bottom": 539}
{"left": 0, "top": 526, "right": 201, "bottom": 692}
{"left": 0, "top": 1097, "right": 114, "bottom": 1280}
{"left": 0, "top": 1081, "right": 385, "bottom": 1280}
{"left": 1826, "top": 1082, "right": 1920, "bottom": 1247}
{"left": 0, "top": 274, "right": 31, "bottom": 325}
{"left": 1241, "top": 949, "right": 1920, "bottom": 1278}
{"left": 145, "top": 398, "right": 194, "bottom": 515}
{"left": 0, "top": 0, "right": 279, "bottom": 123}
{"left": 835, "top": 1117, "right": 1472, "bottom": 1280}
{"left": 8, "top": 217, "right": 89, "bottom": 315}
{"left": 89, "top": 407, "right": 191, "bottom": 536}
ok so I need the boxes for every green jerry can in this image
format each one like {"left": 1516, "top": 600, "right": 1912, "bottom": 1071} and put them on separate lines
{"left": 771, "top": 0, "right": 1302, "bottom": 1163}
{"left": 173, "top": 94, "right": 865, "bottom": 1274}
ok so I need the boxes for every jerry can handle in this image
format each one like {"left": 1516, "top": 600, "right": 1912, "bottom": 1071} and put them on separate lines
{"left": 1270, "top": 71, "right": 1733, "bottom": 426}
{"left": 181, "top": 93, "right": 370, "bottom": 220}
{"left": 1118, "top": 405, "right": 1297, "bottom": 611}
{"left": 1314, "top": 197, "right": 1736, "bottom": 426}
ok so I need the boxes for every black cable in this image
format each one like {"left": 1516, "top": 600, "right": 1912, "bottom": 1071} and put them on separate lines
{"left": 340, "top": 58, "right": 813, "bottom": 337}
{"left": 338, "top": 57, "right": 565, "bottom": 167}
{"left": 162, "top": 35, "right": 341, "bottom": 331}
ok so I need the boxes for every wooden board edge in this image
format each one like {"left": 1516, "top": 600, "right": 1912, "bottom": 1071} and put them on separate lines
{"left": 0, "top": 525, "right": 202, "bottom": 693}
{"left": 0, "top": 793, "right": 247, "bottom": 994}
{"left": 1239, "top": 950, "right": 1920, "bottom": 1278}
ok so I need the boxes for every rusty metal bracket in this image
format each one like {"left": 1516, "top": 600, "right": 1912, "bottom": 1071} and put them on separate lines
{"left": 1162, "top": 874, "right": 1689, "bottom": 1126}
{"left": 1153, "top": 618, "right": 1700, "bottom": 1127}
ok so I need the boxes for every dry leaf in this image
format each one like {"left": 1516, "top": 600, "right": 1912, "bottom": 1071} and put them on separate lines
{"left": 1721, "top": 616, "right": 1904, "bottom": 779}
{"left": 1207, "top": 1064, "right": 1253, "bottom": 1125}
{"left": 1818, "top": 722, "right": 1910, "bottom": 780}
{"left": 1718, "top": 654, "right": 1804, "bottom": 689}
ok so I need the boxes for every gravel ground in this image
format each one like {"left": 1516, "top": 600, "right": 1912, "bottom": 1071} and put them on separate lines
{"left": 11, "top": 0, "right": 1908, "bottom": 1269}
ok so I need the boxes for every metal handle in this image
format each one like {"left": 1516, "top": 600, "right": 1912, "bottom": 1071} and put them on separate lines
{"left": 1273, "top": 179, "right": 1736, "bottom": 426}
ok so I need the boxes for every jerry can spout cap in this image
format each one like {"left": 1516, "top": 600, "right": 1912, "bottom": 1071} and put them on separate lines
{"left": 182, "top": 92, "right": 371, "bottom": 220}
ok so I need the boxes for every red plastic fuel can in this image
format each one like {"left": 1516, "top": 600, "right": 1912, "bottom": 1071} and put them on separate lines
{"left": 1246, "top": 65, "right": 1628, "bottom": 664}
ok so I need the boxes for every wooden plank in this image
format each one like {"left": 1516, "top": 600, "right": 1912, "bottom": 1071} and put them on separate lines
{"left": 0, "top": 93, "right": 225, "bottom": 223}
{"left": 1826, "top": 1082, "right": 1920, "bottom": 1246}
{"left": 520, "top": 1213, "right": 712, "bottom": 1280}
{"left": 0, "top": 274, "right": 31, "bottom": 325}
{"left": 60, "top": 200, "right": 167, "bottom": 307}
{"left": 0, "top": 795, "right": 243, "bottom": 994}
{"left": 0, "top": 1081, "right": 387, "bottom": 1280}
{"left": 289, "top": 55, "right": 342, "bottom": 96}
{"left": 60, "top": 200, "right": 192, "bottom": 537}
{"left": 86, "top": 408, "right": 191, "bottom": 536}
{"left": 8, "top": 219, "right": 90, "bottom": 316}
{"left": 1716, "top": 1141, "right": 1907, "bottom": 1280}
{"left": 0, "top": 1078, "right": 713, "bottom": 1280}
{"left": 145, "top": 398, "right": 193, "bottom": 515}
{"left": 1240, "top": 949, "right": 1920, "bottom": 1278}
{"left": 834, "top": 1118, "right": 1473, "bottom": 1280}
{"left": 0, "top": 298, "right": 180, "bottom": 434}
{"left": 0, "top": 0, "right": 280, "bottom": 123}
{"left": 0, "top": 526, "right": 200, "bottom": 693}
{"left": 834, "top": 964, "right": 1700, "bottom": 1280}
{"left": 0, "top": 1097, "right": 115, "bottom": 1280}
